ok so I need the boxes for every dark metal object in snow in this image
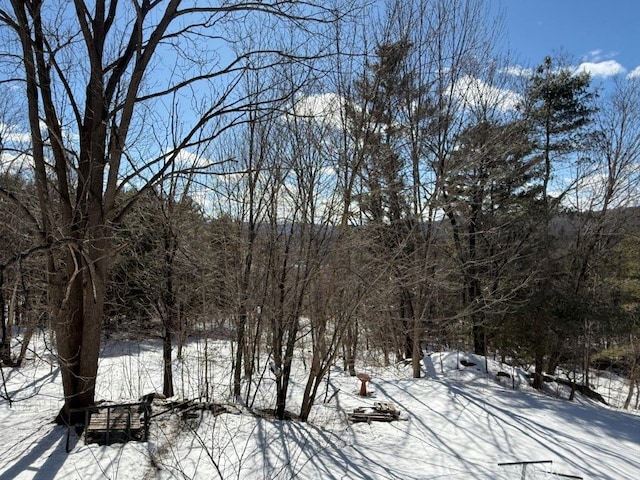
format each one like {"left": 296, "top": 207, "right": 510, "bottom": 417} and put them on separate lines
{"left": 348, "top": 402, "right": 401, "bottom": 423}
{"left": 497, "top": 460, "right": 583, "bottom": 479}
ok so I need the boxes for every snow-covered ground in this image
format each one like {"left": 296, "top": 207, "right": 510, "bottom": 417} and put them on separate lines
{"left": 1, "top": 333, "right": 639, "bottom": 479}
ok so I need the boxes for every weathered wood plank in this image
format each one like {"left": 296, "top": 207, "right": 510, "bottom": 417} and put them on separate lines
{"left": 67, "top": 401, "right": 150, "bottom": 449}
{"left": 86, "top": 407, "right": 141, "bottom": 434}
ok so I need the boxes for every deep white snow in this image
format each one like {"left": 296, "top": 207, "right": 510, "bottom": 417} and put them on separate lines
{"left": 1, "top": 334, "right": 639, "bottom": 479}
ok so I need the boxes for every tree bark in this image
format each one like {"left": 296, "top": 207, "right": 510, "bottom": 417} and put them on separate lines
{"left": 162, "top": 324, "right": 174, "bottom": 398}
{"left": 55, "top": 240, "right": 109, "bottom": 424}
{"left": 532, "top": 350, "right": 545, "bottom": 390}
{"left": 0, "top": 267, "right": 8, "bottom": 364}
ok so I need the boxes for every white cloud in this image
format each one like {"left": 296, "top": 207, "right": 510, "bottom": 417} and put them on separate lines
{"left": 584, "top": 49, "right": 603, "bottom": 62}
{"left": 454, "top": 75, "right": 522, "bottom": 112}
{"left": 575, "top": 60, "right": 625, "bottom": 78}
{"left": 627, "top": 66, "right": 640, "bottom": 79}
{"left": 289, "top": 93, "right": 349, "bottom": 128}
{"left": 0, "top": 122, "right": 31, "bottom": 144}
{"left": 171, "top": 149, "right": 213, "bottom": 170}
{"left": 0, "top": 151, "right": 33, "bottom": 175}
{"left": 502, "top": 65, "right": 533, "bottom": 77}
{"left": 582, "top": 49, "right": 620, "bottom": 63}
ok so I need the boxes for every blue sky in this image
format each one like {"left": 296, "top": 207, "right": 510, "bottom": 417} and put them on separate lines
{"left": 496, "top": 0, "right": 640, "bottom": 79}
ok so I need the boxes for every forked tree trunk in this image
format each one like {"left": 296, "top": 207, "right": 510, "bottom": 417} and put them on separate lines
{"left": 233, "top": 309, "right": 247, "bottom": 401}
{"left": 299, "top": 353, "right": 322, "bottom": 422}
{"left": 55, "top": 242, "right": 108, "bottom": 425}
{"left": 275, "top": 315, "right": 299, "bottom": 421}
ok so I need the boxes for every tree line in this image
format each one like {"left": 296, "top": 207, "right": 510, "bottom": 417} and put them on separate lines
{"left": 0, "top": 0, "right": 638, "bottom": 422}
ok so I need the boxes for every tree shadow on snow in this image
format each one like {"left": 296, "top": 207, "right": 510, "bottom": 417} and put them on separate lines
{"left": 0, "top": 424, "right": 73, "bottom": 480}
{"left": 3, "top": 367, "right": 60, "bottom": 400}
{"left": 441, "top": 381, "right": 640, "bottom": 479}
{"left": 252, "top": 412, "right": 400, "bottom": 479}
{"left": 368, "top": 373, "right": 640, "bottom": 479}
{"left": 372, "top": 379, "right": 498, "bottom": 479}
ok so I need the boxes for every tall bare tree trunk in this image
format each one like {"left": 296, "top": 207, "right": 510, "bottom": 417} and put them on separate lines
{"left": 55, "top": 238, "right": 109, "bottom": 423}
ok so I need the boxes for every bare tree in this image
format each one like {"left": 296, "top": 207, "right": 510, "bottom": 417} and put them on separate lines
{"left": 0, "top": 0, "right": 343, "bottom": 423}
{"left": 227, "top": 68, "right": 280, "bottom": 405}
{"left": 0, "top": 216, "right": 49, "bottom": 368}
{"left": 342, "top": 0, "right": 505, "bottom": 372}
{"left": 562, "top": 75, "right": 640, "bottom": 384}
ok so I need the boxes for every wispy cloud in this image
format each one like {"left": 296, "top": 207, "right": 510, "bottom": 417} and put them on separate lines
{"left": 0, "top": 152, "right": 33, "bottom": 175}
{"left": 172, "top": 149, "right": 214, "bottom": 170}
{"left": 628, "top": 66, "right": 640, "bottom": 79}
{"left": 585, "top": 49, "right": 604, "bottom": 62}
{"left": 0, "top": 122, "right": 31, "bottom": 144}
{"left": 575, "top": 60, "right": 626, "bottom": 78}
{"left": 502, "top": 65, "right": 533, "bottom": 77}
{"left": 581, "top": 49, "right": 620, "bottom": 62}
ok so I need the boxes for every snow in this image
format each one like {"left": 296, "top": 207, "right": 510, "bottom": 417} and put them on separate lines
{"left": 1, "top": 333, "right": 639, "bottom": 479}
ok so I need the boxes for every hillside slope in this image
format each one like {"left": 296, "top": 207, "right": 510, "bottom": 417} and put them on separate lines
{"left": 1, "top": 340, "right": 639, "bottom": 479}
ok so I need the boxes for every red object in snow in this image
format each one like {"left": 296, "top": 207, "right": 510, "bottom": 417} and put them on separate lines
{"left": 356, "top": 373, "right": 372, "bottom": 396}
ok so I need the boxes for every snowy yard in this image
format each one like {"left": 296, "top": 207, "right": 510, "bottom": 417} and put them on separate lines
{"left": 1, "top": 333, "right": 639, "bottom": 479}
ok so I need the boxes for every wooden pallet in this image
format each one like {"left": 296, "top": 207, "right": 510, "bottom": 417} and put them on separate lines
{"left": 66, "top": 401, "right": 150, "bottom": 450}
{"left": 348, "top": 402, "right": 401, "bottom": 423}
{"left": 86, "top": 406, "right": 141, "bottom": 440}
{"left": 373, "top": 402, "right": 397, "bottom": 414}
